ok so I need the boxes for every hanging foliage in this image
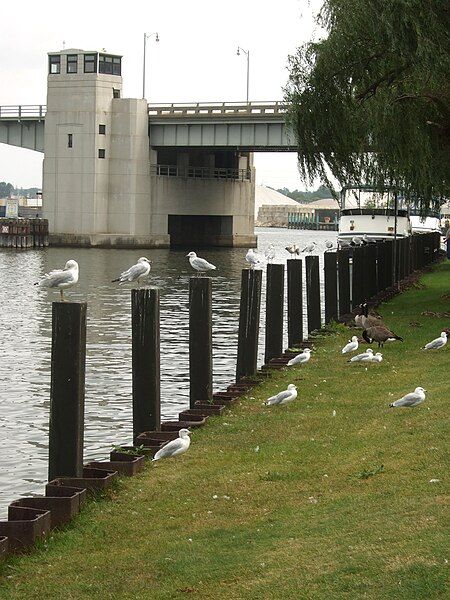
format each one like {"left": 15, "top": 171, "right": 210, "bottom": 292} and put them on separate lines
{"left": 285, "top": 0, "right": 450, "bottom": 210}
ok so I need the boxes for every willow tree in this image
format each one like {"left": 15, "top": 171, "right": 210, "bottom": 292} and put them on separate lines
{"left": 285, "top": 0, "right": 450, "bottom": 210}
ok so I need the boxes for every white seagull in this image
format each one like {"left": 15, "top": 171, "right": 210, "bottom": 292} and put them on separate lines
{"left": 348, "top": 348, "right": 374, "bottom": 362}
{"left": 301, "top": 241, "right": 317, "bottom": 253}
{"left": 351, "top": 236, "right": 364, "bottom": 246}
{"left": 186, "top": 251, "right": 217, "bottom": 274}
{"left": 265, "top": 244, "right": 276, "bottom": 263}
{"left": 245, "top": 248, "right": 262, "bottom": 269}
{"left": 421, "top": 331, "right": 447, "bottom": 350}
{"left": 34, "top": 259, "right": 79, "bottom": 301}
{"left": 389, "top": 387, "right": 426, "bottom": 408}
{"left": 325, "top": 240, "right": 334, "bottom": 251}
{"left": 265, "top": 384, "right": 297, "bottom": 406}
{"left": 341, "top": 336, "right": 359, "bottom": 354}
{"left": 371, "top": 352, "right": 383, "bottom": 363}
{"left": 287, "top": 348, "right": 311, "bottom": 366}
{"left": 285, "top": 244, "right": 300, "bottom": 258}
{"left": 112, "top": 257, "right": 151, "bottom": 286}
{"left": 152, "top": 429, "right": 191, "bottom": 461}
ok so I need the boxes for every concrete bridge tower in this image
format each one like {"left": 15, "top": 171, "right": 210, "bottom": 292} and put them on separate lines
{"left": 42, "top": 47, "right": 256, "bottom": 248}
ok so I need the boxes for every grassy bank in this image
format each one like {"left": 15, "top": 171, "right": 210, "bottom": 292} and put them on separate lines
{"left": 0, "top": 262, "right": 448, "bottom": 599}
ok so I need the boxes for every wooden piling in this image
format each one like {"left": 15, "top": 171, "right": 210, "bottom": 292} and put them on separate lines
{"left": 236, "top": 269, "right": 262, "bottom": 381}
{"left": 48, "top": 302, "right": 87, "bottom": 481}
{"left": 337, "top": 249, "right": 351, "bottom": 316}
{"left": 324, "top": 252, "right": 338, "bottom": 323}
{"left": 287, "top": 259, "right": 303, "bottom": 348}
{"left": 265, "top": 263, "right": 284, "bottom": 363}
{"left": 189, "top": 277, "right": 213, "bottom": 408}
{"left": 132, "top": 288, "right": 160, "bottom": 441}
{"left": 306, "top": 255, "right": 321, "bottom": 333}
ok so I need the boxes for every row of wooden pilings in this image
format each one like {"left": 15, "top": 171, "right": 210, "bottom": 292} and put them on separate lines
{"left": 0, "top": 218, "right": 49, "bottom": 248}
{"left": 0, "top": 232, "right": 441, "bottom": 558}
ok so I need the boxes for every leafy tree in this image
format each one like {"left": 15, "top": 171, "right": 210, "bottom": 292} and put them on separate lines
{"left": 0, "top": 181, "right": 14, "bottom": 197}
{"left": 285, "top": 0, "right": 450, "bottom": 210}
{"left": 276, "top": 183, "right": 334, "bottom": 202}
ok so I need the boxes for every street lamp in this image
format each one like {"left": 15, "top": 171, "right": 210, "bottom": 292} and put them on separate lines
{"left": 143, "top": 32, "right": 159, "bottom": 100}
{"left": 236, "top": 46, "right": 250, "bottom": 104}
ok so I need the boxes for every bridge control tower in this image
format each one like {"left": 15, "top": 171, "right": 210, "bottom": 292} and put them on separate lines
{"left": 42, "top": 47, "right": 256, "bottom": 248}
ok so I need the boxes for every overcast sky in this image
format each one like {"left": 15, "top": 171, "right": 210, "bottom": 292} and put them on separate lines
{"left": 0, "top": 0, "right": 323, "bottom": 189}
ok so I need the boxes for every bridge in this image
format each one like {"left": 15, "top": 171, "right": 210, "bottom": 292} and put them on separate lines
{"left": 0, "top": 102, "right": 294, "bottom": 153}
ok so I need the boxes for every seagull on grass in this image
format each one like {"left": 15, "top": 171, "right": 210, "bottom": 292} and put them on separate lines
{"left": 34, "top": 259, "right": 79, "bottom": 301}
{"left": 371, "top": 352, "right": 383, "bottom": 363}
{"left": 389, "top": 387, "right": 426, "bottom": 408}
{"left": 348, "top": 348, "right": 374, "bottom": 362}
{"left": 421, "top": 331, "right": 447, "bottom": 350}
{"left": 112, "top": 257, "right": 151, "bottom": 287}
{"left": 341, "top": 336, "right": 359, "bottom": 354}
{"left": 287, "top": 348, "right": 311, "bottom": 366}
{"left": 264, "top": 384, "right": 297, "bottom": 406}
{"left": 152, "top": 429, "right": 191, "bottom": 461}
{"left": 186, "top": 252, "right": 216, "bottom": 274}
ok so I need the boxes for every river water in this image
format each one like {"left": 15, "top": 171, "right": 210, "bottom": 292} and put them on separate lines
{"left": 0, "top": 228, "right": 335, "bottom": 516}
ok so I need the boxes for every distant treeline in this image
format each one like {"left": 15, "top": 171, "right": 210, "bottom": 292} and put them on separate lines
{"left": 0, "top": 181, "right": 40, "bottom": 198}
{"left": 271, "top": 184, "right": 333, "bottom": 203}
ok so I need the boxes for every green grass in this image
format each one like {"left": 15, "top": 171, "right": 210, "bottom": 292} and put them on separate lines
{"left": 0, "top": 262, "right": 448, "bottom": 600}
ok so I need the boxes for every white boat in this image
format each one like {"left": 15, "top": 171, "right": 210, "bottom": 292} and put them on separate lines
{"left": 338, "top": 186, "right": 412, "bottom": 244}
{"left": 409, "top": 204, "right": 442, "bottom": 234}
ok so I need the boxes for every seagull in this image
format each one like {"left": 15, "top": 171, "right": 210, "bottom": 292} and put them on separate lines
{"left": 341, "top": 336, "right": 359, "bottom": 354}
{"left": 350, "top": 236, "right": 364, "bottom": 246}
{"left": 245, "top": 248, "right": 262, "bottom": 269}
{"left": 186, "top": 252, "right": 217, "bottom": 274}
{"left": 264, "top": 384, "right": 297, "bottom": 406}
{"left": 421, "top": 331, "right": 447, "bottom": 350}
{"left": 287, "top": 348, "right": 311, "bottom": 366}
{"left": 265, "top": 244, "right": 275, "bottom": 263}
{"left": 152, "top": 429, "right": 191, "bottom": 461}
{"left": 111, "top": 257, "right": 151, "bottom": 286}
{"left": 285, "top": 244, "right": 300, "bottom": 258}
{"left": 301, "top": 241, "right": 317, "bottom": 253}
{"left": 371, "top": 352, "right": 383, "bottom": 363}
{"left": 325, "top": 240, "right": 334, "bottom": 251}
{"left": 389, "top": 387, "right": 426, "bottom": 408}
{"left": 34, "top": 259, "right": 79, "bottom": 301}
{"left": 348, "top": 348, "right": 374, "bottom": 362}
{"left": 363, "top": 234, "right": 376, "bottom": 244}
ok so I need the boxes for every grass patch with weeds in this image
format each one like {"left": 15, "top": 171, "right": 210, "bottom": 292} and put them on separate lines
{"left": 0, "top": 262, "right": 448, "bottom": 600}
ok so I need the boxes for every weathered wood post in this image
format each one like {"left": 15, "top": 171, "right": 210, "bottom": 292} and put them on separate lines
{"left": 48, "top": 302, "right": 87, "bottom": 481}
{"left": 131, "top": 288, "right": 160, "bottom": 441}
{"left": 324, "top": 252, "right": 338, "bottom": 323}
{"left": 287, "top": 259, "right": 303, "bottom": 348}
{"left": 236, "top": 269, "right": 262, "bottom": 381}
{"left": 265, "top": 263, "right": 284, "bottom": 363}
{"left": 306, "top": 255, "right": 321, "bottom": 333}
{"left": 337, "top": 249, "right": 351, "bottom": 316}
{"left": 189, "top": 277, "right": 213, "bottom": 408}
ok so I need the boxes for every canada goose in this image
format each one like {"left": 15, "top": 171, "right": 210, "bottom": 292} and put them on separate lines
{"left": 362, "top": 325, "right": 403, "bottom": 348}
{"left": 361, "top": 303, "right": 385, "bottom": 329}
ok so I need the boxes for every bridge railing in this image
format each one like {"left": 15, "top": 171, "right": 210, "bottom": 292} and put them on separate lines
{"left": 148, "top": 101, "right": 286, "bottom": 118}
{"left": 0, "top": 105, "right": 47, "bottom": 119}
{"left": 150, "top": 164, "right": 251, "bottom": 181}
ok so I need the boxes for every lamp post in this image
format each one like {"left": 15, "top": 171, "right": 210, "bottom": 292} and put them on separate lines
{"left": 143, "top": 32, "right": 159, "bottom": 100}
{"left": 236, "top": 46, "right": 250, "bottom": 104}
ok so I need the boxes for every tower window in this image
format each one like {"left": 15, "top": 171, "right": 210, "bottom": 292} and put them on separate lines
{"left": 99, "top": 54, "right": 121, "bottom": 76}
{"left": 113, "top": 88, "right": 121, "bottom": 98}
{"left": 66, "top": 54, "right": 78, "bottom": 74}
{"left": 49, "top": 55, "right": 61, "bottom": 74}
{"left": 68, "top": 134, "right": 73, "bottom": 148}
{"left": 99, "top": 124, "right": 106, "bottom": 134}
{"left": 84, "top": 53, "right": 97, "bottom": 73}
{"left": 98, "top": 149, "right": 106, "bottom": 159}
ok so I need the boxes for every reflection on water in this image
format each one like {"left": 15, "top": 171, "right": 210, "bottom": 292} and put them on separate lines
{"left": 0, "top": 228, "right": 335, "bottom": 516}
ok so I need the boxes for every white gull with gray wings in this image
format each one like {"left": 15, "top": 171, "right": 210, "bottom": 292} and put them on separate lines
{"left": 264, "top": 384, "right": 297, "bottom": 406}
{"left": 186, "top": 251, "right": 217, "bottom": 273}
{"left": 152, "top": 429, "right": 191, "bottom": 461}
{"left": 389, "top": 387, "right": 426, "bottom": 407}
{"left": 34, "top": 259, "right": 79, "bottom": 301}
{"left": 112, "top": 257, "right": 151, "bottom": 286}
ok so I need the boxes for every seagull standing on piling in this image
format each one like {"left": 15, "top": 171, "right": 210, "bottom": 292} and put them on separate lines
{"left": 325, "top": 240, "right": 334, "bottom": 252}
{"left": 34, "top": 259, "right": 79, "bottom": 301}
{"left": 265, "top": 384, "right": 297, "bottom": 406}
{"left": 152, "top": 429, "right": 191, "bottom": 461}
{"left": 186, "top": 252, "right": 217, "bottom": 274}
{"left": 265, "top": 244, "right": 276, "bottom": 263}
{"left": 341, "top": 336, "right": 359, "bottom": 354}
{"left": 111, "top": 257, "right": 152, "bottom": 287}
{"left": 287, "top": 348, "right": 312, "bottom": 366}
{"left": 389, "top": 387, "right": 426, "bottom": 407}
{"left": 285, "top": 244, "right": 300, "bottom": 258}
{"left": 301, "top": 241, "right": 317, "bottom": 253}
{"left": 421, "top": 331, "right": 447, "bottom": 350}
{"left": 245, "top": 248, "right": 262, "bottom": 269}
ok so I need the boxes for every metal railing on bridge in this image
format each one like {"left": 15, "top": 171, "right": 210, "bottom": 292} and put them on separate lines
{"left": 0, "top": 105, "right": 46, "bottom": 119}
{"left": 148, "top": 101, "right": 286, "bottom": 119}
{"left": 150, "top": 164, "right": 251, "bottom": 181}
